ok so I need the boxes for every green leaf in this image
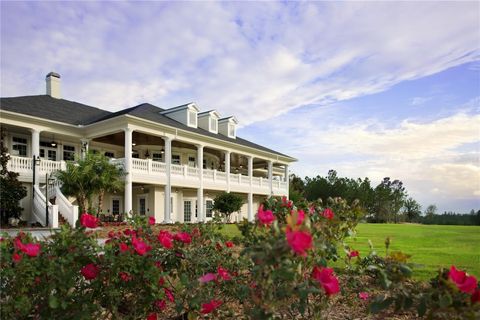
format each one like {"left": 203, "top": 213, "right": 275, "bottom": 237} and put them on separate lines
{"left": 417, "top": 298, "right": 427, "bottom": 317}
{"left": 369, "top": 296, "right": 394, "bottom": 314}
{"left": 439, "top": 292, "right": 452, "bottom": 308}
{"left": 49, "top": 295, "right": 59, "bottom": 309}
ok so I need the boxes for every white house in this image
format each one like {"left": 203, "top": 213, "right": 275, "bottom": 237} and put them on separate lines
{"left": 0, "top": 72, "right": 296, "bottom": 227}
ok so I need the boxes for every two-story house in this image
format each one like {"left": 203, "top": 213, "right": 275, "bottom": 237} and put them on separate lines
{"left": 0, "top": 72, "right": 296, "bottom": 227}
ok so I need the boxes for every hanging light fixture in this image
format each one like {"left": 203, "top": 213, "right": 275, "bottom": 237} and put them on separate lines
{"left": 160, "top": 148, "right": 165, "bottom": 154}
{"left": 50, "top": 134, "right": 57, "bottom": 147}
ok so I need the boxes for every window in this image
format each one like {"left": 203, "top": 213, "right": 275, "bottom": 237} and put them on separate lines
{"left": 139, "top": 197, "right": 146, "bottom": 215}
{"left": 184, "top": 201, "right": 192, "bottom": 222}
{"left": 188, "top": 110, "right": 197, "bottom": 126}
{"left": 228, "top": 124, "right": 235, "bottom": 137}
{"left": 188, "top": 156, "right": 196, "bottom": 167}
{"left": 152, "top": 152, "right": 163, "bottom": 162}
{"left": 64, "top": 145, "right": 75, "bottom": 161}
{"left": 210, "top": 118, "right": 217, "bottom": 132}
{"left": 12, "top": 137, "right": 27, "bottom": 157}
{"left": 104, "top": 151, "right": 114, "bottom": 158}
{"left": 112, "top": 199, "right": 120, "bottom": 215}
{"left": 203, "top": 159, "right": 207, "bottom": 169}
{"left": 47, "top": 150, "right": 56, "bottom": 161}
{"left": 206, "top": 200, "right": 214, "bottom": 218}
{"left": 172, "top": 154, "right": 181, "bottom": 165}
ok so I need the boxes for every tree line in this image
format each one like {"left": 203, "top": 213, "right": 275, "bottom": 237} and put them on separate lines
{"left": 289, "top": 170, "right": 479, "bottom": 225}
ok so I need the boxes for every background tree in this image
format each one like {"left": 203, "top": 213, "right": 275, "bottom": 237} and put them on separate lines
{"left": 0, "top": 127, "right": 27, "bottom": 225}
{"left": 425, "top": 204, "right": 437, "bottom": 217}
{"left": 372, "top": 178, "right": 406, "bottom": 223}
{"left": 288, "top": 173, "right": 305, "bottom": 203}
{"left": 403, "top": 197, "right": 422, "bottom": 222}
{"left": 212, "top": 192, "right": 244, "bottom": 222}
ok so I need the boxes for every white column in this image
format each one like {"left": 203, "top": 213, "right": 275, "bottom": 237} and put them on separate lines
{"left": 31, "top": 129, "right": 40, "bottom": 186}
{"left": 163, "top": 136, "right": 172, "bottom": 223}
{"left": 197, "top": 144, "right": 204, "bottom": 222}
{"left": 80, "top": 139, "right": 90, "bottom": 159}
{"left": 247, "top": 155, "right": 254, "bottom": 222}
{"left": 124, "top": 128, "right": 133, "bottom": 216}
{"left": 284, "top": 164, "right": 289, "bottom": 199}
{"left": 225, "top": 151, "right": 231, "bottom": 192}
{"left": 268, "top": 160, "right": 273, "bottom": 196}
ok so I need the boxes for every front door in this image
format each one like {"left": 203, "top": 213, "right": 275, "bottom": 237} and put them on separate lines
{"left": 183, "top": 200, "right": 192, "bottom": 222}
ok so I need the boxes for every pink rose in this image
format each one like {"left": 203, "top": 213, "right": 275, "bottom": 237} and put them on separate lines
{"left": 155, "top": 299, "right": 166, "bottom": 310}
{"left": 201, "top": 299, "right": 222, "bottom": 314}
{"left": 12, "top": 253, "right": 22, "bottom": 263}
{"left": 217, "top": 266, "right": 232, "bottom": 281}
{"left": 311, "top": 266, "right": 340, "bottom": 295}
{"left": 472, "top": 289, "right": 480, "bottom": 304}
{"left": 359, "top": 292, "right": 369, "bottom": 300}
{"left": 199, "top": 273, "right": 216, "bottom": 283}
{"left": 291, "top": 209, "right": 305, "bottom": 225}
{"left": 132, "top": 237, "right": 151, "bottom": 256}
{"left": 119, "top": 242, "right": 129, "bottom": 253}
{"left": 164, "top": 288, "right": 175, "bottom": 302}
{"left": 119, "top": 271, "right": 132, "bottom": 282}
{"left": 348, "top": 250, "right": 360, "bottom": 259}
{"left": 286, "top": 228, "right": 313, "bottom": 256}
{"left": 448, "top": 265, "right": 478, "bottom": 294}
{"left": 149, "top": 216, "right": 156, "bottom": 225}
{"left": 80, "top": 213, "right": 99, "bottom": 228}
{"left": 81, "top": 263, "right": 99, "bottom": 280}
{"left": 322, "top": 208, "right": 334, "bottom": 220}
{"left": 174, "top": 232, "right": 192, "bottom": 244}
{"left": 22, "top": 243, "right": 41, "bottom": 257}
{"left": 158, "top": 230, "right": 173, "bottom": 249}
{"left": 257, "top": 205, "right": 275, "bottom": 225}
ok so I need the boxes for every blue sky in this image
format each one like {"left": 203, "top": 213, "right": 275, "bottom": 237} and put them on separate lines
{"left": 1, "top": 1, "right": 479, "bottom": 213}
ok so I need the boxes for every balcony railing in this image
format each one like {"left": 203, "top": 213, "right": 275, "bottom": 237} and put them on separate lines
{"left": 7, "top": 156, "right": 66, "bottom": 175}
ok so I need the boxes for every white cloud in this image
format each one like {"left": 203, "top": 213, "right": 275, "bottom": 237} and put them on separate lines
{"left": 411, "top": 96, "right": 432, "bottom": 106}
{"left": 1, "top": 1, "right": 479, "bottom": 124}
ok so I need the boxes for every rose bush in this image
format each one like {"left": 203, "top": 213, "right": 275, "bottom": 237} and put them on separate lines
{"left": 1, "top": 199, "right": 478, "bottom": 319}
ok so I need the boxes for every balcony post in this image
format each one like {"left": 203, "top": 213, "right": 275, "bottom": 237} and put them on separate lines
{"left": 80, "top": 139, "right": 90, "bottom": 160}
{"left": 163, "top": 136, "right": 172, "bottom": 223}
{"left": 196, "top": 144, "right": 204, "bottom": 222}
{"left": 148, "top": 159, "right": 152, "bottom": 174}
{"left": 225, "top": 151, "right": 231, "bottom": 192}
{"left": 124, "top": 128, "right": 133, "bottom": 216}
{"left": 31, "top": 129, "right": 41, "bottom": 187}
{"left": 284, "top": 164, "right": 289, "bottom": 199}
{"left": 268, "top": 160, "right": 273, "bottom": 196}
{"left": 248, "top": 192, "right": 254, "bottom": 222}
{"left": 248, "top": 156, "right": 253, "bottom": 186}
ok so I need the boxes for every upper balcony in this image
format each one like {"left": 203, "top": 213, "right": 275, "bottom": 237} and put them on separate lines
{"left": 8, "top": 156, "right": 288, "bottom": 196}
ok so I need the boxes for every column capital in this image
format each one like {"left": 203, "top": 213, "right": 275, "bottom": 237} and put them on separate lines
{"left": 195, "top": 143, "right": 204, "bottom": 149}
{"left": 124, "top": 127, "right": 134, "bottom": 134}
{"left": 30, "top": 128, "right": 42, "bottom": 134}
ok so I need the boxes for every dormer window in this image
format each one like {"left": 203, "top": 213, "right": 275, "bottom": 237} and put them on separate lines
{"left": 161, "top": 102, "right": 199, "bottom": 128}
{"left": 210, "top": 117, "right": 217, "bottom": 132}
{"left": 198, "top": 110, "right": 220, "bottom": 133}
{"left": 218, "top": 116, "right": 238, "bottom": 139}
{"left": 188, "top": 110, "right": 197, "bottom": 127}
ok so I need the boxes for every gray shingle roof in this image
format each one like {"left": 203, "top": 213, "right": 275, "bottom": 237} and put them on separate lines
{"left": 0, "top": 95, "right": 294, "bottom": 159}
{"left": 0, "top": 95, "right": 110, "bottom": 125}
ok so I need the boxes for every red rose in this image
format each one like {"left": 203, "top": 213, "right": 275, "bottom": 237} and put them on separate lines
{"left": 132, "top": 237, "right": 151, "bottom": 256}
{"left": 158, "top": 231, "right": 173, "bottom": 249}
{"left": 81, "top": 263, "right": 99, "bottom": 280}
{"left": 225, "top": 241, "right": 234, "bottom": 248}
{"left": 348, "top": 250, "right": 360, "bottom": 259}
{"left": 119, "top": 271, "right": 132, "bottom": 282}
{"left": 146, "top": 313, "right": 157, "bottom": 320}
{"left": 281, "top": 196, "right": 293, "bottom": 208}
{"left": 217, "top": 266, "right": 232, "bottom": 281}
{"left": 201, "top": 299, "right": 222, "bottom": 314}
{"left": 108, "top": 230, "right": 116, "bottom": 238}
{"left": 448, "top": 265, "right": 478, "bottom": 294}
{"left": 164, "top": 288, "right": 174, "bottom": 302}
{"left": 472, "top": 289, "right": 480, "bottom": 304}
{"left": 12, "top": 253, "right": 22, "bottom": 263}
{"left": 311, "top": 266, "right": 340, "bottom": 295}
{"left": 158, "top": 277, "right": 165, "bottom": 286}
{"left": 155, "top": 299, "right": 166, "bottom": 310}
{"left": 322, "top": 208, "right": 334, "bottom": 220}
{"left": 199, "top": 273, "right": 216, "bottom": 283}
{"left": 286, "top": 228, "right": 313, "bottom": 256}
{"left": 257, "top": 204, "right": 275, "bottom": 226}
{"left": 119, "top": 242, "right": 129, "bottom": 253}
{"left": 174, "top": 232, "right": 192, "bottom": 244}
{"left": 149, "top": 216, "right": 156, "bottom": 225}
{"left": 80, "top": 213, "right": 99, "bottom": 228}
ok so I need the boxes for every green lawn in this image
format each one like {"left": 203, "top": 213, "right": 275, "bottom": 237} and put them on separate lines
{"left": 345, "top": 223, "right": 480, "bottom": 280}
{"left": 219, "top": 223, "right": 480, "bottom": 280}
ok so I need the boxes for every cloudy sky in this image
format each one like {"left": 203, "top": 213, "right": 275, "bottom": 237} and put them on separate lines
{"left": 1, "top": 1, "right": 479, "bottom": 213}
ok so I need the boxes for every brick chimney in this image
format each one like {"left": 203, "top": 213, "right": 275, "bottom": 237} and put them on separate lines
{"left": 46, "top": 72, "right": 61, "bottom": 99}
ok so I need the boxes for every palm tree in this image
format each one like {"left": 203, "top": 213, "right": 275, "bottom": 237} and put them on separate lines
{"left": 90, "top": 153, "right": 124, "bottom": 214}
{"left": 56, "top": 152, "right": 124, "bottom": 214}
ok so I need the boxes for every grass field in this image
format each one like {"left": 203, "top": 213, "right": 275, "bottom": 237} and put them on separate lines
{"left": 219, "top": 223, "right": 480, "bottom": 280}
